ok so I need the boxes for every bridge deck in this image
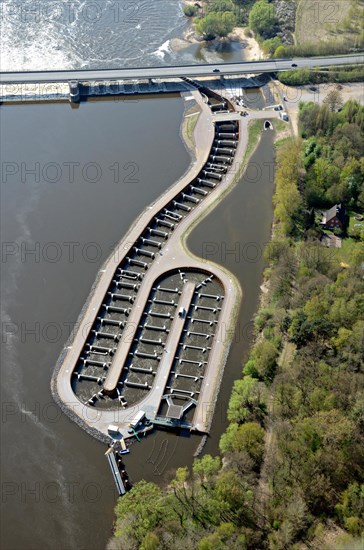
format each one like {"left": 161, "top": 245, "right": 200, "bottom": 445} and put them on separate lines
{"left": 1, "top": 55, "right": 362, "bottom": 84}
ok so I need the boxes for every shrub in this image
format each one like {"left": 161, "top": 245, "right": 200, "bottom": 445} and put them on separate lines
{"left": 183, "top": 4, "right": 197, "bottom": 17}
{"left": 195, "top": 11, "right": 236, "bottom": 39}
{"left": 261, "top": 36, "right": 282, "bottom": 55}
{"left": 248, "top": 0, "right": 278, "bottom": 39}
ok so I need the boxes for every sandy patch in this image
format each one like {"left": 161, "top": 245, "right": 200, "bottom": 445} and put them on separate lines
{"left": 171, "top": 6, "right": 264, "bottom": 62}
{"left": 229, "top": 27, "right": 265, "bottom": 61}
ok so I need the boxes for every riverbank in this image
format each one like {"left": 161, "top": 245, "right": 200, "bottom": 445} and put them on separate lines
{"left": 108, "top": 117, "right": 280, "bottom": 550}
{"left": 234, "top": 99, "right": 364, "bottom": 548}
{"left": 180, "top": 99, "right": 202, "bottom": 153}
{"left": 229, "top": 27, "right": 265, "bottom": 61}
{"left": 171, "top": 3, "right": 264, "bottom": 62}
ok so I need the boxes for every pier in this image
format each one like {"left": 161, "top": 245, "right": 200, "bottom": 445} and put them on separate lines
{"left": 105, "top": 448, "right": 127, "bottom": 496}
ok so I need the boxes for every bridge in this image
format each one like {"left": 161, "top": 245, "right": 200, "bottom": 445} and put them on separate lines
{"left": 1, "top": 54, "right": 363, "bottom": 84}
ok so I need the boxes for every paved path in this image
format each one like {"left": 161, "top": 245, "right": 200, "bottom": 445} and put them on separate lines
{"left": 212, "top": 110, "right": 284, "bottom": 122}
{"left": 1, "top": 54, "right": 363, "bottom": 83}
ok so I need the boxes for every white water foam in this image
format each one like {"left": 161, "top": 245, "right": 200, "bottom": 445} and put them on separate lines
{"left": 152, "top": 39, "right": 172, "bottom": 60}
{"left": 0, "top": 0, "right": 81, "bottom": 70}
{"left": 0, "top": 0, "right": 189, "bottom": 70}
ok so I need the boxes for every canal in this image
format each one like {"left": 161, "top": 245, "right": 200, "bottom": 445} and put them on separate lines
{"left": 0, "top": 97, "right": 275, "bottom": 549}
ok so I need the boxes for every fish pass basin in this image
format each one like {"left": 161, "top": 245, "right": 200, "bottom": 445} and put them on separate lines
{"left": 72, "top": 269, "right": 226, "bottom": 437}
{"left": 103, "top": 281, "right": 196, "bottom": 392}
{"left": 69, "top": 112, "right": 238, "bottom": 408}
{"left": 54, "top": 89, "right": 243, "bottom": 440}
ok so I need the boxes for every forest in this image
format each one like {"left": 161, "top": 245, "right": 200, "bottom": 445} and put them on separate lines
{"left": 108, "top": 100, "right": 364, "bottom": 550}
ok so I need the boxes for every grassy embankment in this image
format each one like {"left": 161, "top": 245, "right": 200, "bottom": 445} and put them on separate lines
{"left": 186, "top": 113, "right": 199, "bottom": 144}
{"left": 277, "top": 0, "right": 364, "bottom": 84}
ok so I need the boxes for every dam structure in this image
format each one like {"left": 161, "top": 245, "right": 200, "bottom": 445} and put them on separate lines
{"left": 52, "top": 86, "right": 268, "bottom": 444}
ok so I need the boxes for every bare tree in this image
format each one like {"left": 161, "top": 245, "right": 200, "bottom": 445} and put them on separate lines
{"left": 323, "top": 88, "right": 344, "bottom": 112}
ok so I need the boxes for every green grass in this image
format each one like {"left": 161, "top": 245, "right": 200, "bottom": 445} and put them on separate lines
{"left": 273, "top": 120, "right": 291, "bottom": 147}
{"left": 274, "top": 119, "right": 287, "bottom": 132}
{"left": 335, "top": 238, "right": 358, "bottom": 264}
{"left": 274, "top": 136, "right": 291, "bottom": 148}
{"left": 186, "top": 113, "right": 199, "bottom": 145}
{"left": 243, "top": 119, "right": 262, "bottom": 164}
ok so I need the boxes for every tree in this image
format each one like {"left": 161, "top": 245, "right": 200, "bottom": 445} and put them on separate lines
{"left": 248, "top": 0, "right": 278, "bottom": 39}
{"left": 227, "top": 376, "right": 267, "bottom": 422}
{"left": 140, "top": 533, "right": 160, "bottom": 550}
{"left": 219, "top": 422, "right": 265, "bottom": 468}
{"left": 273, "top": 141, "right": 304, "bottom": 236}
{"left": 324, "top": 88, "right": 344, "bottom": 112}
{"left": 195, "top": 11, "right": 237, "bottom": 40}
{"left": 114, "top": 481, "right": 166, "bottom": 544}
{"left": 253, "top": 341, "right": 279, "bottom": 381}
{"left": 276, "top": 410, "right": 359, "bottom": 513}
{"left": 183, "top": 4, "right": 197, "bottom": 17}
{"left": 261, "top": 36, "right": 282, "bottom": 55}
{"left": 335, "top": 482, "right": 364, "bottom": 535}
{"left": 193, "top": 455, "right": 221, "bottom": 483}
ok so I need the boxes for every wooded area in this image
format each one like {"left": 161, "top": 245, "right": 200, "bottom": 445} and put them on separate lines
{"left": 108, "top": 101, "right": 364, "bottom": 550}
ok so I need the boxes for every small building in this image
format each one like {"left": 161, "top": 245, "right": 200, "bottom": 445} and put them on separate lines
{"left": 129, "top": 410, "right": 145, "bottom": 429}
{"left": 108, "top": 424, "right": 120, "bottom": 435}
{"left": 320, "top": 204, "right": 345, "bottom": 230}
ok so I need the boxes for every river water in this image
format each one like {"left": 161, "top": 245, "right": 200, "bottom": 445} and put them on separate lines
{"left": 0, "top": 94, "right": 275, "bottom": 549}
{"left": 1, "top": 94, "right": 275, "bottom": 548}
{"left": 0, "top": 96, "right": 191, "bottom": 550}
{"left": 0, "top": 0, "right": 249, "bottom": 71}
{"left": 0, "top": 0, "right": 275, "bottom": 543}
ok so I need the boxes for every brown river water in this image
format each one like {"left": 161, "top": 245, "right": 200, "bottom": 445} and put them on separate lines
{"left": 0, "top": 95, "right": 274, "bottom": 549}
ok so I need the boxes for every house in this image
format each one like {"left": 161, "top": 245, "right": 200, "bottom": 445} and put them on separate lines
{"left": 320, "top": 204, "right": 345, "bottom": 230}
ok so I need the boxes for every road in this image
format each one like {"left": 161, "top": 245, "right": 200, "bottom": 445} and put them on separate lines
{"left": 1, "top": 54, "right": 363, "bottom": 84}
